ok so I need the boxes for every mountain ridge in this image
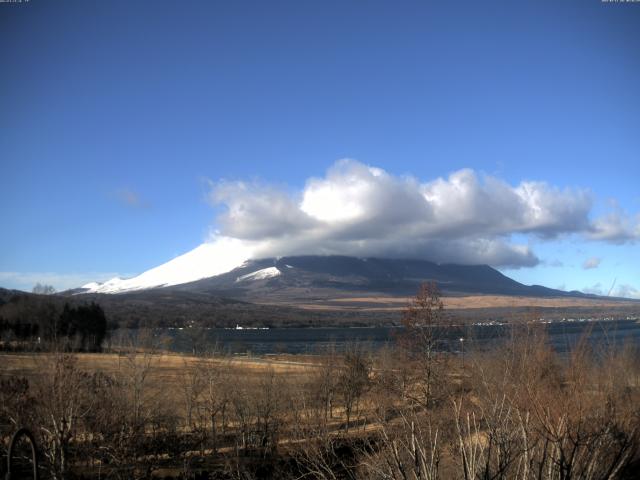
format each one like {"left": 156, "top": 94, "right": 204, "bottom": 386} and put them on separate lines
{"left": 78, "top": 255, "right": 594, "bottom": 300}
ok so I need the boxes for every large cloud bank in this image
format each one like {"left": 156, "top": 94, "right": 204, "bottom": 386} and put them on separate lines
{"left": 208, "top": 160, "right": 639, "bottom": 268}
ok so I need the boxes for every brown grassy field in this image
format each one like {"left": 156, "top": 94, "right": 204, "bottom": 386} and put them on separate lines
{"left": 0, "top": 351, "right": 319, "bottom": 382}
{"left": 284, "top": 294, "right": 640, "bottom": 311}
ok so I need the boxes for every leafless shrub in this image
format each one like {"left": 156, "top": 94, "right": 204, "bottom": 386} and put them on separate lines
{"left": 337, "top": 342, "right": 372, "bottom": 433}
{"left": 194, "top": 348, "right": 233, "bottom": 454}
{"left": 33, "top": 353, "right": 94, "bottom": 479}
{"left": 359, "top": 408, "right": 441, "bottom": 480}
{"left": 451, "top": 322, "right": 640, "bottom": 480}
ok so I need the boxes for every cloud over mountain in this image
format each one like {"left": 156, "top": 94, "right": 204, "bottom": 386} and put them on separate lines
{"left": 207, "top": 159, "right": 634, "bottom": 268}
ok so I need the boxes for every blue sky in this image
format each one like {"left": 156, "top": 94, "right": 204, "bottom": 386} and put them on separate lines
{"left": 1, "top": 0, "right": 639, "bottom": 296}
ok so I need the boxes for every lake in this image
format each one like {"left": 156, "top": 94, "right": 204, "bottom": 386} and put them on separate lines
{"left": 164, "top": 318, "right": 640, "bottom": 355}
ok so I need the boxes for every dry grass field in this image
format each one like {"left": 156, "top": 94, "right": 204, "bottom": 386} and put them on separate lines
{"left": 2, "top": 336, "right": 640, "bottom": 480}
{"left": 0, "top": 351, "right": 319, "bottom": 384}
{"left": 283, "top": 294, "right": 640, "bottom": 311}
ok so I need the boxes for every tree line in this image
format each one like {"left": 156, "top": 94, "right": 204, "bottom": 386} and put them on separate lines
{"left": 0, "top": 293, "right": 107, "bottom": 351}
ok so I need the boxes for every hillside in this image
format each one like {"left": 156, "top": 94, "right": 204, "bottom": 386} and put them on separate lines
{"left": 162, "top": 256, "right": 593, "bottom": 302}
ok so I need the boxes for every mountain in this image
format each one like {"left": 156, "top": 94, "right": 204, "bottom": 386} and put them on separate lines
{"left": 167, "top": 255, "right": 590, "bottom": 300}
{"left": 79, "top": 239, "right": 253, "bottom": 294}
{"left": 69, "top": 243, "right": 640, "bottom": 327}
{"left": 6, "top": 253, "right": 638, "bottom": 330}
{"left": 64, "top": 255, "right": 640, "bottom": 328}
{"left": 79, "top": 253, "right": 586, "bottom": 300}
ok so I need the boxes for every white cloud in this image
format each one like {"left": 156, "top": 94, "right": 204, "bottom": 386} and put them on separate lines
{"left": 588, "top": 210, "right": 640, "bottom": 244}
{"left": 420, "top": 169, "right": 592, "bottom": 238}
{"left": 206, "top": 159, "right": 620, "bottom": 268}
{"left": 213, "top": 181, "right": 314, "bottom": 239}
{"left": 582, "top": 257, "right": 601, "bottom": 270}
{"left": 583, "top": 282, "right": 640, "bottom": 299}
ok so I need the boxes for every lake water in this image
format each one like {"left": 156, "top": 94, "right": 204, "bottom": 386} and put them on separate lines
{"left": 165, "top": 318, "right": 640, "bottom": 355}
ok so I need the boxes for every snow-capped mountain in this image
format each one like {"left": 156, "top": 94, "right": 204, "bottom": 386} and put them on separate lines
{"left": 76, "top": 237, "right": 598, "bottom": 300}
{"left": 60, "top": 241, "right": 635, "bottom": 329}
{"left": 81, "top": 238, "right": 254, "bottom": 294}
{"left": 78, "top": 243, "right": 591, "bottom": 300}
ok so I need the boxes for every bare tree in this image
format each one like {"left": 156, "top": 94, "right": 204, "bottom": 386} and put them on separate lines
{"left": 451, "top": 322, "right": 640, "bottom": 480}
{"left": 337, "top": 342, "right": 372, "bottom": 432}
{"left": 229, "top": 372, "right": 253, "bottom": 453}
{"left": 34, "top": 353, "right": 93, "bottom": 480}
{"left": 195, "top": 349, "right": 232, "bottom": 453}
{"left": 119, "top": 332, "right": 157, "bottom": 426}
{"left": 253, "top": 367, "right": 285, "bottom": 454}
{"left": 183, "top": 325, "right": 207, "bottom": 355}
{"left": 179, "top": 358, "right": 204, "bottom": 430}
{"left": 360, "top": 410, "right": 441, "bottom": 480}
{"left": 398, "top": 282, "right": 447, "bottom": 408}
{"left": 311, "top": 343, "right": 340, "bottom": 430}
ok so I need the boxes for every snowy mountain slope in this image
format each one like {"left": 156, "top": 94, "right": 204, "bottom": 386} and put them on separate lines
{"left": 235, "top": 267, "right": 281, "bottom": 283}
{"left": 81, "top": 238, "right": 253, "bottom": 294}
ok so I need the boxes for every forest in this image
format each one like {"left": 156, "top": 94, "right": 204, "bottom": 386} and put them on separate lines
{"left": 0, "top": 294, "right": 108, "bottom": 352}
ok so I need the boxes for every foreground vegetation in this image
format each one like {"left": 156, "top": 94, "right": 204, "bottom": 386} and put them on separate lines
{"left": 1, "top": 285, "right": 639, "bottom": 479}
